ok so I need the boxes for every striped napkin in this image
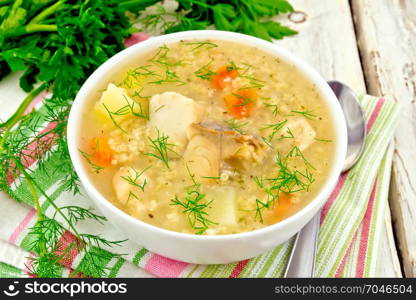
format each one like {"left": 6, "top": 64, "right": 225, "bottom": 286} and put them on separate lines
{"left": 0, "top": 34, "right": 400, "bottom": 278}
{"left": 0, "top": 88, "right": 400, "bottom": 278}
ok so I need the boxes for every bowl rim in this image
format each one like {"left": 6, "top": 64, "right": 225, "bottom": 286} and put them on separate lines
{"left": 67, "top": 30, "right": 347, "bottom": 241}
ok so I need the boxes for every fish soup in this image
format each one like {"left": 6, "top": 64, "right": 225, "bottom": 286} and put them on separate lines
{"left": 79, "top": 40, "right": 335, "bottom": 235}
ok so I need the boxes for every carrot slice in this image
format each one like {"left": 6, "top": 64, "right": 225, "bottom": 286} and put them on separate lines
{"left": 89, "top": 137, "right": 114, "bottom": 166}
{"left": 224, "top": 88, "right": 258, "bottom": 119}
{"left": 273, "top": 192, "right": 292, "bottom": 219}
{"left": 211, "top": 65, "right": 239, "bottom": 90}
{"left": 264, "top": 192, "right": 293, "bottom": 223}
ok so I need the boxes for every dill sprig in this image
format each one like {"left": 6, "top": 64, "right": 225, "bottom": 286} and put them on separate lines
{"left": 224, "top": 118, "right": 249, "bottom": 134}
{"left": 78, "top": 150, "right": 105, "bottom": 173}
{"left": 286, "top": 145, "right": 316, "bottom": 170}
{"left": 149, "top": 69, "right": 186, "bottom": 86}
{"left": 119, "top": 65, "right": 159, "bottom": 89}
{"left": 170, "top": 165, "right": 217, "bottom": 234}
{"left": 238, "top": 63, "right": 265, "bottom": 89}
{"left": 149, "top": 44, "right": 184, "bottom": 68}
{"left": 194, "top": 60, "right": 218, "bottom": 81}
{"left": 263, "top": 102, "right": 279, "bottom": 117}
{"left": 182, "top": 41, "right": 218, "bottom": 51}
{"left": 102, "top": 95, "right": 149, "bottom": 133}
{"left": 137, "top": 4, "right": 179, "bottom": 32}
{"left": 120, "top": 166, "right": 150, "bottom": 192}
{"left": 145, "top": 130, "right": 175, "bottom": 168}
{"left": 290, "top": 110, "right": 318, "bottom": 120}
{"left": 253, "top": 154, "right": 315, "bottom": 222}
{"left": 315, "top": 138, "right": 333, "bottom": 143}
{"left": 260, "top": 119, "right": 288, "bottom": 145}
{"left": 278, "top": 127, "right": 295, "bottom": 140}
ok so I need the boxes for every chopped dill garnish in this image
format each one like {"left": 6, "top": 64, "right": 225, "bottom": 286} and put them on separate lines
{"left": 286, "top": 146, "right": 316, "bottom": 170}
{"left": 126, "top": 191, "right": 140, "bottom": 206}
{"left": 149, "top": 69, "right": 186, "bottom": 86}
{"left": 154, "top": 105, "right": 165, "bottom": 112}
{"left": 291, "top": 110, "right": 317, "bottom": 120}
{"left": 254, "top": 198, "right": 273, "bottom": 223}
{"left": 231, "top": 92, "right": 255, "bottom": 107}
{"left": 238, "top": 63, "right": 265, "bottom": 89}
{"left": 102, "top": 103, "right": 129, "bottom": 133}
{"left": 260, "top": 119, "right": 288, "bottom": 143}
{"left": 278, "top": 127, "right": 294, "bottom": 140}
{"left": 182, "top": 41, "right": 218, "bottom": 51}
{"left": 137, "top": 4, "right": 178, "bottom": 32}
{"left": 145, "top": 130, "right": 175, "bottom": 168}
{"left": 149, "top": 44, "right": 184, "bottom": 68}
{"left": 226, "top": 61, "right": 239, "bottom": 72}
{"left": 131, "top": 87, "right": 149, "bottom": 99}
{"left": 120, "top": 166, "right": 151, "bottom": 192}
{"left": 123, "top": 95, "right": 149, "bottom": 120}
{"left": 224, "top": 118, "right": 249, "bottom": 134}
{"left": 102, "top": 96, "right": 148, "bottom": 133}
{"left": 170, "top": 165, "right": 218, "bottom": 234}
{"left": 263, "top": 102, "right": 279, "bottom": 117}
{"left": 200, "top": 176, "right": 221, "bottom": 180}
{"left": 119, "top": 65, "right": 159, "bottom": 88}
{"left": 315, "top": 138, "right": 333, "bottom": 142}
{"left": 261, "top": 136, "right": 273, "bottom": 148}
{"left": 79, "top": 150, "right": 104, "bottom": 173}
{"left": 194, "top": 60, "right": 218, "bottom": 81}
{"left": 253, "top": 154, "right": 315, "bottom": 222}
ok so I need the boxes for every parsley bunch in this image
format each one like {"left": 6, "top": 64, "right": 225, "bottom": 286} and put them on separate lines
{"left": 144, "top": 0, "right": 297, "bottom": 41}
{"left": 0, "top": 0, "right": 136, "bottom": 95}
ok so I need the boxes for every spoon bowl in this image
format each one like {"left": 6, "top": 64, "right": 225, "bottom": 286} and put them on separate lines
{"left": 328, "top": 81, "right": 367, "bottom": 171}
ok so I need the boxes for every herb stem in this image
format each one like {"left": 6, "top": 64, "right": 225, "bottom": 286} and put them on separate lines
{"left": 30, "top": 0, "right": 67, "bottom": 24}
{"left": 0, "top": 84, "right": 46, "bottom": 153}
{"left": 0, "top": 83, "right": 46, "bottom": 130}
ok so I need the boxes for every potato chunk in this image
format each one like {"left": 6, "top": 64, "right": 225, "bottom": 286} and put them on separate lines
{"left": 94, "top": 83, "right": 138, "bottom": 125}
{"left": 148, "top": 92, "right": 203, "bottom": 147}
{"left": 206, "top": 186, "right": 237, "bottom": 225}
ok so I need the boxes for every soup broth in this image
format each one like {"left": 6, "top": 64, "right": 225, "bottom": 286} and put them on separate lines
{"left": 79, "top": 39, "right": 335, "bottom": 235}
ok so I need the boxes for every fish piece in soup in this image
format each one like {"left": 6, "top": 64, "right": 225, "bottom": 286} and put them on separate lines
{"left": 184, "top": 135, "right": 220, "bottom": 180}
{"left": 283, "top": 117, "right": 316, "bottom": 151}
{"left": 113, "top": 166, "right": 148, "bottom": 203}
{"left": 148, "top": 92, "right": 203, "bottom": 148}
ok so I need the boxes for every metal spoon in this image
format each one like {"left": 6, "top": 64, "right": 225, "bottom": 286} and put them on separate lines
{"left": 284, "top": 80, "right": 367, "bottom": 278}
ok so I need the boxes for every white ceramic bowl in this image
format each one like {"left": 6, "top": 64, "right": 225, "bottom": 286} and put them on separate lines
{"left": 68, "top": 30, "right": 347, "bottom": 264}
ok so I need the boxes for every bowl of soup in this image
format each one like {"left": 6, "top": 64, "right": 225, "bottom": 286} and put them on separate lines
{"left": 68, "top": 30, "right": 347, "bottom": 264}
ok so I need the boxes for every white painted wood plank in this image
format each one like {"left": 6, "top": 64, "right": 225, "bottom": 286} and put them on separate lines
{"left": 274, "top": 0, "right": 399, "bottom": 277}
{"left": 351, "top": 0, "right": 416, "bottom": 277}
{"left": 378, "top": 205, "right": 403, "bottom": 277}
{"left": 274, "top": 0, "right": 366, "bottom": 93}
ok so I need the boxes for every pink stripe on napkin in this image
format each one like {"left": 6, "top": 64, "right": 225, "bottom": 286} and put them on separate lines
{"left": 8, "top": 208, "right": 37, "bottom": 244}
{"left": 55, "top": 231, "right": 84, "bottom": 269}
{"left": 229, "top": 259, "right": 249, "bottom": 278}
{"left": 366, "top": 98, "right": 385, "bottom": 132}
{"left": 6, "top": 121, "right": 57, "bottom": 185}
{"left": 144, "top": 254, "right": 188, "bottom": 278}
{"left": 355, "top": 178, "right": 378, "bottom": 277}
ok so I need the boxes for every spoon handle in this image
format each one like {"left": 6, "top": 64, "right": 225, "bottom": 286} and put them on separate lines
{"left": 284, "top": 211, "right": 321, "bottom": 277}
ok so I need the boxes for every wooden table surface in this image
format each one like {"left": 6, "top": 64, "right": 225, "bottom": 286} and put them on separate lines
{"left": 0, "top": 0, "right": 414, "bottom": 278}
{"left": 273, "top": 0, "right": 415, "bottom": 277}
